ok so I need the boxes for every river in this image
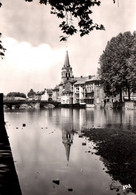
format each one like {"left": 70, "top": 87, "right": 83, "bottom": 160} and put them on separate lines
{"left": 5, "top": 108, "right": 136, "bottom": 195}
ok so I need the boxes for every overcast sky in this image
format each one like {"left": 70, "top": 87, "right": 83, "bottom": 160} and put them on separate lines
{"left": 0, "top": 0, "right": 136, "bottom": 94}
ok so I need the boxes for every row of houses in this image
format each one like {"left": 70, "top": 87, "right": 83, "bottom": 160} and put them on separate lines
{"left": 37, "top": 51, "right": 105, "bottom": 108}
{"left": 6, "top": 51, "right": 136, "bottom": 108}
{"left": 5, "top": 50, "right": 136, "bottom": 110}
{"left": 57, "top": 75, "right": 104, "bottom": 107}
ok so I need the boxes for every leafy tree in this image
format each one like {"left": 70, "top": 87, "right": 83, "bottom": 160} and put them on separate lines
{"left": 24, "top": 0, "right": 116, "bottom": 41}
{"left": 0, "top": 0, "right": 117, "bottom": 59}
{"left": 0, "top": 2, "right": 6, "bottom": 58}
{"left": 7, "top": 92, "right": 26, "bottom": 98}
{"left": 27, "top": 89, "right": 36, "bottom": 97}
{"left": 0, "top": 33, "right": 6, "bottom": 59}
{"left": 99, "top": 31, "right": 136, "bottom": 101}
{"left": 126, "top": 49, "right": 136, "bottom": 93}
{"left": 0, "top": 0, "right": 117, "bottom": 58}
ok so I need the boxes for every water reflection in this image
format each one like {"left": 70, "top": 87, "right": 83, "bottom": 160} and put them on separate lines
{"left": 5, "top": 108, "right": 136, "bottom": 195}
{"left": 62, "top": 129, "right": 74, "bottom": 162}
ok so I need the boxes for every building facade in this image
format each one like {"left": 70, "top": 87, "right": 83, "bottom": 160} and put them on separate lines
{"left": 59, "top": 51, "right": 76, "bottom": 105}
{"left": 56, "top": 51, "right": 105, "bottom": 107}
{"left": 41, "top": 51, "right": 105, "bottom": 107}
{"left": 29, "top": 51, "right": 136, "bottom": 109}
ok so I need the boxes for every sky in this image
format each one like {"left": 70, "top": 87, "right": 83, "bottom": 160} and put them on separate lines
{"left": 0, "top": 0, "right": 136, "bottom": 94}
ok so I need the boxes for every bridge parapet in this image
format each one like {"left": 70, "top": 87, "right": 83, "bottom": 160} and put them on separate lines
{"left": 4, "top": 99, "right": 61, "bottom": 110}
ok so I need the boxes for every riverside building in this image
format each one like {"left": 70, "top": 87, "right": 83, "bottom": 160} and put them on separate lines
{"left": 30, "top": 51, "right": 105, "bottom": 108}
{"left": 55, "top": 51, "right": 105, "bottom": 108}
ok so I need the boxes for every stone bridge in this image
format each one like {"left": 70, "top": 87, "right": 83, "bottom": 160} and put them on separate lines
{"left": 4, "top": 99, "right": 61, "bottom": 110}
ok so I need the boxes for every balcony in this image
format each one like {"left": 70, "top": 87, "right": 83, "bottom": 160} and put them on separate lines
{"left": 86, "top": 90, "right": 94, "bottom": 94}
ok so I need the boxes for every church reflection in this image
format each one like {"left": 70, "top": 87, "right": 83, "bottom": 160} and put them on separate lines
{"left": 60, "top": 109, "right": 74, "bottom": 163}
{"left": 46, "top": 108, "right": 136, "bottom": 163}
{"left": 62, "top": 128, "right": 74, "bottom": 162}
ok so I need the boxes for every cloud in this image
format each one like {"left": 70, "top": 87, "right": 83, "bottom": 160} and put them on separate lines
{"left": 0, "top": 0, "right": 136, "bottom": 94}
{"left": 0, "top": 0, "right": 62, "bottom": 47}
{"left": 0, "top": 37, "right": 65, "bottom": 94}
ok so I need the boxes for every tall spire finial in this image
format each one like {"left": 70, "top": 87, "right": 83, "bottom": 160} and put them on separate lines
{"left": 64, "top": 51, "right": 70, "bottom": 67}
{"left": 62, "top": 129, "right": 73, "bottom": 163}
{"left": 64, "top": 143, "right": 71, "bottom": 162}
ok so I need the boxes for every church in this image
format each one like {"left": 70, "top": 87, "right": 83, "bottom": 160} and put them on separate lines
{"left": 58, "top": 51, "right": 76, "bottom": 105}
{"left": 57, "top": 51, "right": 105, "bottom": 107}
{"left": 28, "top": 50, "right": 136, "bottom": 108}
{"left": 40, "top": 51, "right": 105, "bottom": 108}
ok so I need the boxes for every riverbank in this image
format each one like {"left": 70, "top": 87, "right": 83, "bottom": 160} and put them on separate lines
{"left": 82, "top": 127, "right": 136, "bottom": 194}
{"left": 0, "top": 124, "right": 22, "bottom": 194}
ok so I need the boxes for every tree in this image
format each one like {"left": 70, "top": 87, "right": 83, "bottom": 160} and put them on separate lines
{"left": 99, "top": 31, "right": 136, "bottom": 101}
{"left": 27, "top": 89, "right": 36, "bottom": 98}
{"left": 126, "top": 50, "right": 136, "bottom": 93}
{"left": 0, "top": 2, "right": 6, "bottom": 58}
{"left": 24, "top": 0, "right": 117, "bottom": 41}
{"left": 0, "top": 0, "right": 117, "bottom": 58}
{"left": 0, "top": 33, "right": 6, "bottom": 59}
{"left": 7, "top": 92, "right": 26, "bottom": 98}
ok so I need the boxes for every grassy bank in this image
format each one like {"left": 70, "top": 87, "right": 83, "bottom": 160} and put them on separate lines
{"left": 82, "top": 127, "right": 136, "bottom": 194}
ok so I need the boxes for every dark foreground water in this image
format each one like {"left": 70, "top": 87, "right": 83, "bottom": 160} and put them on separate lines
{"left": 5, "top": 108, "right": 136, "bottom": 195}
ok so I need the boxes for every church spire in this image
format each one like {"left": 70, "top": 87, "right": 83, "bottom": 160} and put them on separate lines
{"left": 63, "top": 143, "right": 71, "bottom": 162}
{"left": 64, "top": 50, "right": 70, "bottom": 67}
{"left": 61, "top": 50, "right": 74, "bottom": 83}
{"left": 62, "top": 129, "right": 73, "bottom": 163}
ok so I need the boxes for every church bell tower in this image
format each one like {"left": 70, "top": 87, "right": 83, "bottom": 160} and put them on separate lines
{"left": 61, "top": 51, "right": 74, "bottom": 83}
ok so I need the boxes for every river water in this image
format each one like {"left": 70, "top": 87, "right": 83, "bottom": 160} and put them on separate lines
{"left": 5, "top": 108, "right": 136, "bottom": 195}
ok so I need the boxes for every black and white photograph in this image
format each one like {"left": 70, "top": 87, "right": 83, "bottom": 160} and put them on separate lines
{"left": 0, "top": 0, "right": 136, "bottom": 194}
